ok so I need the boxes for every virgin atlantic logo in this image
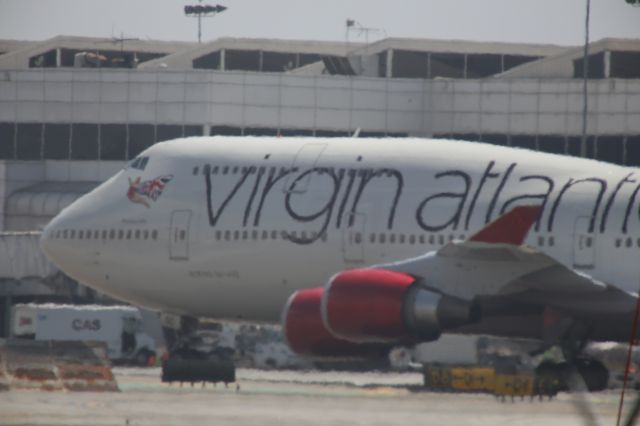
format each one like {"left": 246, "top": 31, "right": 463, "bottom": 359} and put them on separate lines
{"left": 127, "top": 175, "right": 173, "bottom": 208}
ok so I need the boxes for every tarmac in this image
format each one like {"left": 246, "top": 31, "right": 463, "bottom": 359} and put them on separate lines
{"left": 0, "top": 367, "right": 633, "bottom": 425}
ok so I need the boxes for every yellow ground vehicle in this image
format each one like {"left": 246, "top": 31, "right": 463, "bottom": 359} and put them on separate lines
{"left": 423, "top": 364, "right": 558, "bottom": 399}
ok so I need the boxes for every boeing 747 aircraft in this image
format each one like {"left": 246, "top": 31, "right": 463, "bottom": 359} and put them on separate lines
{"left": 40, "top": 136, "right": 640, "bottom": 388}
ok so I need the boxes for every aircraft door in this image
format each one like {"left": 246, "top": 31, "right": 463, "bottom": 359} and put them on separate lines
{"left": 343, "top": 212, "right": 366, "bottom": 264}
{"left": 169, "top": 209, "right": 192, "bottom": 261}
{"left": 573, "top": 216, "right": 595, "bottom": 269}
{"left": 283, "top": 143, "right": 327, "bottom": 193}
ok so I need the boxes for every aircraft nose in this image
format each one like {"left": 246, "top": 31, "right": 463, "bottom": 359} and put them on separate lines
{"left": 40, "top": 209, "right": 74, "bottom": 268}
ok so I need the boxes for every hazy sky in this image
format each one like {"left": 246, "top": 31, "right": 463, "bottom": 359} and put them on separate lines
{"left": 0, "top": 0, "right": 639, "bottom": 46}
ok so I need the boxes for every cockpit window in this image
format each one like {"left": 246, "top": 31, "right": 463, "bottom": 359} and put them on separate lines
{"left": 129, "top": 156, "right": 150, "bottom": 171}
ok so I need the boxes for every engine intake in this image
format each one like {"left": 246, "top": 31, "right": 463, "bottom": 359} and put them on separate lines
{"left": 281, "top": 287, "right": 389, "bottom": 359}
{"left": 322, "top": 268, "right": 478, "bottom": 344}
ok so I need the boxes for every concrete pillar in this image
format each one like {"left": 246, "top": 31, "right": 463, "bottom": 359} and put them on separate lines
{"left": 56, "top": 48, "right": 61, "bottom": 67}
{"left": 604, "top": 50, "right": 611, "bottom": 79}
{"left": 463, "top": 54, "right": 468, "bottom": 79}
{"left": 385, "top": 49, "right": 393, "bottom": 78}
{"left": 220, "top": 49, "right": 225, "bottom": 71}
{"left": 1, "top": 284, "right": 12, "bottom": 338}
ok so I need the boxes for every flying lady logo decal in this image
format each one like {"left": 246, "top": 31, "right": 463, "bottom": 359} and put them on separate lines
{"left": 127, "top": 175, "right": 173, "bottom": 208}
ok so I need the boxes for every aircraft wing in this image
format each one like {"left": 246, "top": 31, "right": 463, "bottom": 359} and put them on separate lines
{"left": 383, "top": 205, "right": 638, "bottom": 341}
{"left": 283, "top": 206, "right": 638, "bottom": 361}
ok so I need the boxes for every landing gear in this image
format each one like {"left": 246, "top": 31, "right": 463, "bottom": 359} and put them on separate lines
{"left": 160, "top": 314, "right": 235, "bottom": 385}
{"left": 534, "top": 357, "right": 609, "bottom": 393}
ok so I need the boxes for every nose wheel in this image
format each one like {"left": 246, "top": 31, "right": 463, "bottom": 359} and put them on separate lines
{"left": 160, "top": 314, "right": 236, "bottom": 385}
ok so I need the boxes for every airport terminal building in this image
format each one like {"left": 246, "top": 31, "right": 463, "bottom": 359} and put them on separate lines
{"left": 0, "top": 35, "right": 639, "bottom": 332}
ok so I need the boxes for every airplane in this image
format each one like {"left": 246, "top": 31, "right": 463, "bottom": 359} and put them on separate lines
{"left": 40, "top": 136, "right": 640, "bottom": 389}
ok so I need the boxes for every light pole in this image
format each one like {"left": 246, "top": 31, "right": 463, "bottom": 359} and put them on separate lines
{"left": 580, "top": 0, "right": 591, "bottom": 158}
{"left": 184, "top": 2, "right": 227, "bottom": 44}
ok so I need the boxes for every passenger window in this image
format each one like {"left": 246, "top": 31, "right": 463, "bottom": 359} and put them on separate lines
{"left": 62, "top": 230, "right": 68, "bottom": 239}
{"left": 135, "top": 230, "right": 141, "bottom": 240}
{"left": 224, "top": 230, "right": 231, "bottom": 241}
{"left": 151, "top": 230, "right": 158, "bottom": 240}
{"left": 213, "top": 166, "right": 219, "bottom": 174}
{"left": 143, "top": 230, "right": 149, "bottom": 240}
{"left": 262, "top": 230, "right": 268, "bottom": 240}
{"left": 409, "top": 235, "right": 415, "bottom": 245}
{"left": 399, "top": 234, "right": 405, "bottom": 244}
{"left": 354, "top": 232, "right": 362, "bottom": 244}
{"left": 109, "top": 230, "right": 115, "bottom": 240}
{"left": 222, "top": 166, "right": 229, "bottom": 175}
{"left": 215, "top": 230, "right": 222, "bottom": 240}
{"left": 370, "top": 233, "right": 376, "bottom": 243}
{"left": 438, "top": 235, "right": 444, "bottom": 245}
{"left": 102, "top": 230, "right": 107, "bottom": 240}
{"left": 300, "top": 231, "right": 307, "bottom": 240}
{"left": 193, "top": 166, "right": 199, "bottom": 175}
{"left": 419, "top": 235, "right": 425, "bottom": 244}
{"left": 118, "top": 230, "right": 124, "bottom": 240}
{"left": 549, "top": 236, "right": 555, "bottom": 246}
{"left": 271, "top": 230, "right": 277, "bottom": 240}
{"left": 78, "top": 230, "right": 84, "bottom": 239}
{"left": 252, "top": 230, "right": 258, "bottom": 240}
{"left": 429, "top": 235, "right": 435, "bottom": 245}
{"left": 94, "top": 230, "right": 99, "bottom": 239}
{"left": 281, "top": 231, "right": 288, "bottom": 240}
{"left": 615, "top": 238, "right": 621, "bottom": 248}
{"left": 242, "top": 230, "right": 248, "bottom": 240}
{"left": 126, "top": 230, "right": 132, "bottom": 240}
{"left": 626, "top": 237, "right": 632, "bottom": 248}
{"left": 178, "top": 230, "right": 185, "bottom": 240}
{"left": 232, "top": 166, "right": 239, "bottom": 174}
{"left": 538, "top": 236, "right": 544, "bottom": 246}
{"left": 379, "top": 233, "right": 386, "bottom": 244}
{"left": 585, "top": 237, "right": 592, "bottom": 248}
{"left": 233, "top": 230, "right": 239, "bottom": 240}
{"left": 70, "top": 230, "right": 76, "bottom": 239}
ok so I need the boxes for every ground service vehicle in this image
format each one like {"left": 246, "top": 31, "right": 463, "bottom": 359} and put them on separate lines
{"left": 11, "top": 304, "right": 157, "bottom": 366}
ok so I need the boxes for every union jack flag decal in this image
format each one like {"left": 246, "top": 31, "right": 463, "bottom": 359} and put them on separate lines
{"left": 127, "top": 175, "right": 173, "bottom": 208}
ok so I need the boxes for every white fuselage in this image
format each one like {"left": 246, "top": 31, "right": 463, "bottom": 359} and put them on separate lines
{"left": 41, "top": 137, "right": 640, "bottom": 322}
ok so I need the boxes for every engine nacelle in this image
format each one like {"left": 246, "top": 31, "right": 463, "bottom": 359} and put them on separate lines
{"left": 281, "top": 287, "right": 389, "bottom": 359}
{"left": 322, "top": 268, "right": 478, "bottom": 344}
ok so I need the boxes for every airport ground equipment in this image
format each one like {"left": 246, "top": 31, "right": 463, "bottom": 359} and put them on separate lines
{"left": 11, "top": 304, "right": 157, "bottom": 366}
{"left": 0, "top": 338, "right": 117, "bottom": 391}
{"left": 423, "top": 363, "right": 560, "bottom": 399}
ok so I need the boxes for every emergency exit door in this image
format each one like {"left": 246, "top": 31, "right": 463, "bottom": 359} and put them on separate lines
{"left": 169, "top": 210, "right": 192, "bottom": 261}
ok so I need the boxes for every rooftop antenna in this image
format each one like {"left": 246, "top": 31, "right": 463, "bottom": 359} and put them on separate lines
{"left": 345, "top": 19, "right": 386, "bottom": 50}
{"left": 111, "top": 32, "right": 139, "bottom": 53}
{"left": 184, "top": 1, "right": 227, "bottom": 44}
